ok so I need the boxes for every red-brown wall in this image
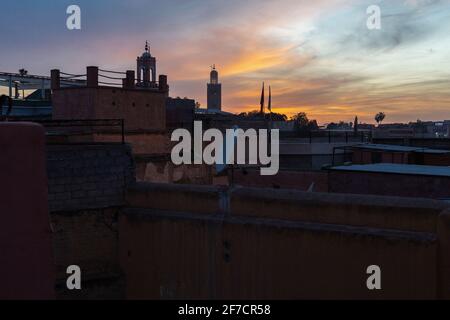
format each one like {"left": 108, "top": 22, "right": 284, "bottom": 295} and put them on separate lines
{"left": 328, "top": 170, "right": 450, "bottom": 199}
{"left": 352, "top": 150, "right": 409, "bottom": 164}
{"left": 0, "top": 123, "right": 55, "bottom": 299}
{"left": 352, "top": 149, "right": 450, "bottom": 166}
{"left": 230, "top": 169, "right": 328, "bottom": 192}
{"left": 52, "top": 87, "right": 166, "bottom": 132}
{"left": 119, "top": 183, "right": 450, "bottom": 299}
{"left": 423, "top": 153, "right": 450, "bottom": 166}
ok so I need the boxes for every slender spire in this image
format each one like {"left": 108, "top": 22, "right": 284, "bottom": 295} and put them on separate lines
{"left": 268, "top": 86, "right": 272, "bottom": 113}
{"left": 268, "top": 86, "right": 273, "bottom": 131}
{"left": 260, "top": 82, "right": 265, "bottom": 114}
{"left": 145, "top": 41, "right": 149, "bottom": 52}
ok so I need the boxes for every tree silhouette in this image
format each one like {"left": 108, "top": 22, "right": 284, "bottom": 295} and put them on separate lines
{"left": 375, "top": 112, "right": 386, "bottom": 126}
{"left": 291, "top": 112, "right": 309, "bottom": 127}
{"left": 291, "top": 112, "right": 318, "bottom": 132}
{"left": 238, "top": 110, "right": 287, "bottom": 121}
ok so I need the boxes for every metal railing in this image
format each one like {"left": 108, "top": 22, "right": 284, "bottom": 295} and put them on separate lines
{"left": 52, "top": 67, "right": 167, "bottom": 92}
{"left": 98, "top": 69, "right": 125, "bottom": 87}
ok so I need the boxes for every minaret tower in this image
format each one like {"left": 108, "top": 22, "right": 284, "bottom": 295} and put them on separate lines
{"left": 207, "top": 65, "right": 222, "bottom": 111}
{"left": 137, "top": 41, "right": 157, "bottom": 87}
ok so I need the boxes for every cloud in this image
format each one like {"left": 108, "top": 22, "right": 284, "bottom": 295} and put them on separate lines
{"left": 1, "top": 0, "right": 450, "bottom": 124}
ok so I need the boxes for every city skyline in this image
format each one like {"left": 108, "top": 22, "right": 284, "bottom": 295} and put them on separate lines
{"left": 1, "top": 0, "right": 450, "bottom": 124}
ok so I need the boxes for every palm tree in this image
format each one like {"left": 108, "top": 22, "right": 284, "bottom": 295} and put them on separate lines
{"left": 375, "top": 112, "right": 386, "bottom": 126}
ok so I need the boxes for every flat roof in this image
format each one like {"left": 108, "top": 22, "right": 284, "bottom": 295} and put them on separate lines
{"left": 329, "top": 163, "right": 450, "bottom": 178}
{"left": 352, "top": 143, "right": 450, "bottom": 154}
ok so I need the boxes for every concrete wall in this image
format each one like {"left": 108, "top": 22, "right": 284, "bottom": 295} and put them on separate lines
{"left": 120, "top": 183, "right": 450, "bottom": 299}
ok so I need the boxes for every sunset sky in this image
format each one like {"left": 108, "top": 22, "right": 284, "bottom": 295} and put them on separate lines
{"left": 1, "top": 0, "right": 450, "bottom": 124}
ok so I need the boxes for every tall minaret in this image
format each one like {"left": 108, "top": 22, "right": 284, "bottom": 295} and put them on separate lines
{"left": 207, "top": 65, "right": 222, "bottom": 111}
{"left": 136, "top": 41, "right": 157, "bottom": 87}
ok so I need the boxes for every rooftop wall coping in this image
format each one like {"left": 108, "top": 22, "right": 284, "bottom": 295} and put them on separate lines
{"left": 129, "top": 182, "right": 449, "bottom": 212}
{"left": 232, "top": 186, "right": 449, "bottom": 211}
{"left": 129, "top": 182, "right": 227, "bottom": 195}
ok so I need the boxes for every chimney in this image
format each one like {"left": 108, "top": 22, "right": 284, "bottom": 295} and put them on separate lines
{"left": 50, "top": 69, "right": 60, "bottom": 90}
{"left": 86, "top": 66, "right": 99, "bottom": 87}
{"left": 159, "top": 75, "right": 168, "bottom": 92}
{"left": 124, "top": 70, "right": 135, "bottom": 89}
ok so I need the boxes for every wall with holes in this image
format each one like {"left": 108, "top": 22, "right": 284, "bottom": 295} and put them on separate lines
{"left": 52, "top": 87, "right": 167, "bottom": 132}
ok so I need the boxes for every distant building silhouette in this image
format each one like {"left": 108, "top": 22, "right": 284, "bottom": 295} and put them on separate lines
{"left": 207, "top": 65, "right": 221, "bottom": 111}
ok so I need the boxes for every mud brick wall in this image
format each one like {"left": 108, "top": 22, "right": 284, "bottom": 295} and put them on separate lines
{"left": 0, "top": 123, "right": 55, "bottom": 299}
{"left": 52, "top": 208, "right": 124, "bottom": 300}
{"left": 52, "top": 87, "right": 167, "bottom": 132}
{"left": 47, "top": 144, "right": 135, "bottom": 212}
{"left": 46, "top": 143, "right": 135, "bottom": 299}
{"left": 121, "top": 183, "right": 450, "bottom": 300}
{"left": 230, "top": 169, "right": 328, "bottom": 192}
